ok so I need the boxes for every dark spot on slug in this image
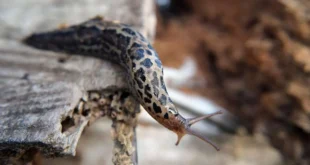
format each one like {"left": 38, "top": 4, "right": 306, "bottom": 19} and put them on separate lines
{"left": 131, "top": 42, "right": 141, "bottom": 48}
{"left": 132, "top": 62, "right": 136, "bottom": 68}
{"left": 140, "top": 58, "right": 153, "bottom": 68}
{"left": 137, "top": 90, "right": 143, "bottom": 98}
{"left": 147, "top": 44, "right": 153, "bottom": 49}
{"left": 159, "top": 94, "right": 167, "bottom": 105}
{"left": 135, "top": 49, "right": 144, "bottom": 60}
{"left": 140, "top": 75, "right": 146, "bottom": 82}
{"left": 146, "top": 49, "right": 152, "bottom": 55}
{"left": 135, "top": 68, "right": 144, "bottom": 75}
{"left": 151, "top": 72, "right": 159, "bottom": 87}
{"left": 154, "top": 52, "right": 159, "bottom": 58}
{"left": 122, "top": 28, "right": 136, "bottom": 36}
{"left": 153, "top": 87, "right": 159, "bottom": 97}
{"left": 164, "top": 113, "right": 169, "bottom": 119}
{"left": 153, "top": 103, "right": 162, "bottom": 113}
{"left": 135, "top": 68, "right": 146, "bottom": 83}
{"left": 144, "top": 84, "right": 152, "bottom": 99}
{"left": 144, "top": 97, "right": 152, "bottom": 103}
{"left": 145, "top": 84, "right": 151, "bottom": 91}
{"left": 160, "top": 76, "right": 164, "bottom": 86}
{"left": 116, "top": 34, "right": 130, "bottom": 49}
{"left": 155, "top": 59, "right": 162, "bottom": 67}
{"left": 160, "top": 76, "right": 167, "bottom": 92}
{"left": 136, "top": 79, "right": 144, "bottom": 89}
{"left": 121, "top": 51, "right": 130, "bottom": 65}
{"left": 102, "top": 29, "right": 117, "bottom": 46}
{"left": 123, "top": 36, "right": 131, "bottom": 49}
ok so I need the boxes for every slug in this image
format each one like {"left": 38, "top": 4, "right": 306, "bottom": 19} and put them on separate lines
{"left": 23, "top": 16, "right": 222, "bottom": 150}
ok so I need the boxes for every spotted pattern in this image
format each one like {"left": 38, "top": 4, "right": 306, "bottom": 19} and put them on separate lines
{"left": 146, "top": 49, "right": 152, "bottom": 55}
{"left": 153, "top": 102, "right": 162, "bottom": 113}
{"left": 151, "top": 72, "right": 159, "bottom": 87}
{"left": 155, "top": 59, "right": 162, "bottom": 67}
{"left": 144, "top": 97, "right": 152, "bottom": 103}
{"left": 122, "top": 27, "right": 136, "bottom": 36}
{"left": 23, "top": 16, "right": 179, "bottom": 132}
{"left": 144, "top": 84, "right": 152, "bottom": 99}
{"left": 164, "top": 113, "right": 169, "bottom": 119}
{"left": 140, "top": 58, "right": 153, "bottom": 68}
{"left": 135, "top": 49, "right": 144, "bottom": 60}
{"left": 153, "top": 87, "right": 159, "bottom": 97}
{"left": 159, "top": 94, "right": 167, "bottom": 105}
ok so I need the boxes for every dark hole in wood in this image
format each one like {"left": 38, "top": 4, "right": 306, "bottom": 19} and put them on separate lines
{"left": 92, "top": 97, "right": 98, "bottom": 102}
{"left": 73, "top": 107, "right": 79, "bottom": 113}
{"left": 61, "top": 116, "right": 75, "bottom": 133}
{"left": 21, "top": 73, "right": 29, "bottom": 80}
{"left": 120, "top": 92, "right": 130, "bottom": 100}
{"left": 82, "top": 109, "right": 90, "bottom": 116}
{"left": 57, "top": 57, "right": 67, "bottom": 63}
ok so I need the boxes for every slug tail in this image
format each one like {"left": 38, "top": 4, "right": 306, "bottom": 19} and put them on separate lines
{"left": 22, "top": 16, "right": 105, "bottom": 55}
{"left": 22, "top": 27, "right": 80, "bottom": 54}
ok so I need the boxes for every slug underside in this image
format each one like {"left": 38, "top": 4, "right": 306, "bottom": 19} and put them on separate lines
{"left": 23, "top": 16, "right": 222, "bottom": 150}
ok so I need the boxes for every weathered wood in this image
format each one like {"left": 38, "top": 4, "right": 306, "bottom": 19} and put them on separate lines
{"left": 0, "top": 0, "right": 156, "bottom": 163}
{"left": 0, "top": 40, "right": 127, "bottom": 91}
{"left": 0, "top": 80, "right": 84, "bottom": 157}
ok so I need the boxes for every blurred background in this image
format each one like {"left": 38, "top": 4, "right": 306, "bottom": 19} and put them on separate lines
{"left": 1, "top": 0, "right": 309, "bottom": 165}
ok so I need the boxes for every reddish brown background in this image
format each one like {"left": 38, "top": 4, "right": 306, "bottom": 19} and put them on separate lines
{"left": 154, "top": 0, "right": 310, "bottom": 164}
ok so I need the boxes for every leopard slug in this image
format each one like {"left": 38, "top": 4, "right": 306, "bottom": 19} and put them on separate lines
{"left": 23, "top": 16, "right": 222, "bottom": 150}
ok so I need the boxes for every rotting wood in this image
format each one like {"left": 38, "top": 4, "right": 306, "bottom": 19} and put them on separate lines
{"left": 73, "top": 90, "right": 140, "bottom": 165}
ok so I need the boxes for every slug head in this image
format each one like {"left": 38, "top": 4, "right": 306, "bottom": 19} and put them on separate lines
{"left": 162, "top": 107, "right": 222, "bottom": 151}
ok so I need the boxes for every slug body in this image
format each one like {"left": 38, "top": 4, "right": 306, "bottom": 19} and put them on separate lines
{"left": 23, "top": 16, "right": 221, "bottom": 150}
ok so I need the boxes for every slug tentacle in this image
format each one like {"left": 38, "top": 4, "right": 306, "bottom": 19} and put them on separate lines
{"left": 174, "top": 110, "right": 222, "bottom": 151}
{"left": 22, "top": 16, "right": 222, "bottom": 150}
{"left": 186, "top": 126, "right": 220, "bottom": 151}
{"left": 187, "top": 110, "right": 223, "bottom": 127}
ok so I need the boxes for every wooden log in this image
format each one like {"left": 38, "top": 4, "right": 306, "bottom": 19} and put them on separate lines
{"left": 0, "top": 0, "right": 156, "bottom": 164}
